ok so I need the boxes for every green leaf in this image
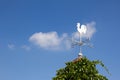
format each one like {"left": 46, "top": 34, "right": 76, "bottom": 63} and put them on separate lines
{"left": 53, "top": 56, "right": 109, "bottom": 80}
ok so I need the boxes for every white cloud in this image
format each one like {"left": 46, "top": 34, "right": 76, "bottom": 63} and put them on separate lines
{"left": 29, "top": 21, "right": 96, "bottom": 51}
{"left": 21, "top": 45, "right": 31, "bottom": 51}
{"left": 73, "top": 21, "right": 96, "bottom": 39}
{"left": 29, "top": 31, "right": 69, "bottom": 50}
{"left": 8, "top": 44, "right": 15, "bottom": 50}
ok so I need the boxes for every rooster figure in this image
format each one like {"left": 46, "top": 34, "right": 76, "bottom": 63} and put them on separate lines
{"left": 77, "top": 23, "right": 87, "bottom": 34}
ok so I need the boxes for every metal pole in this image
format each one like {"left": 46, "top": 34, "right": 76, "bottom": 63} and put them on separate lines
{"left": 80, "top": 33, "right": 82, "bottom": 53}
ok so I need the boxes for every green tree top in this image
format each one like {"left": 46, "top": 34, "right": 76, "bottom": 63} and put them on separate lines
{"left": 53, "top": 57, "right": 109, "bottom": 80}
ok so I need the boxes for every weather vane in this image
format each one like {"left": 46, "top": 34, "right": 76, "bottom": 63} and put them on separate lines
{"left": 72, "top": 22, "right": 93, "bottom": 58}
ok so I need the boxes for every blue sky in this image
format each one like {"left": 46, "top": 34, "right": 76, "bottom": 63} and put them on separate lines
{"left": 0, "top": 0, "right": 120, "bottom": 80}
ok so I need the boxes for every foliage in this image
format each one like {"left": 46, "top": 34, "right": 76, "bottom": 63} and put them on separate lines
{"left": 53, "top": 57, "right": 109, "bottom": 80}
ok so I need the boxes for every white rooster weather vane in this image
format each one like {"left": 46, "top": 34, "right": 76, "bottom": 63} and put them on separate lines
{"left": 72, "top": 22, "right": 93, "bottom": 57}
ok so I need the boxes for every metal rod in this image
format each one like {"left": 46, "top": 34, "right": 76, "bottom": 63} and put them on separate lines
{"left": 80, "top": 33, "right": 82, "bottom": 53}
